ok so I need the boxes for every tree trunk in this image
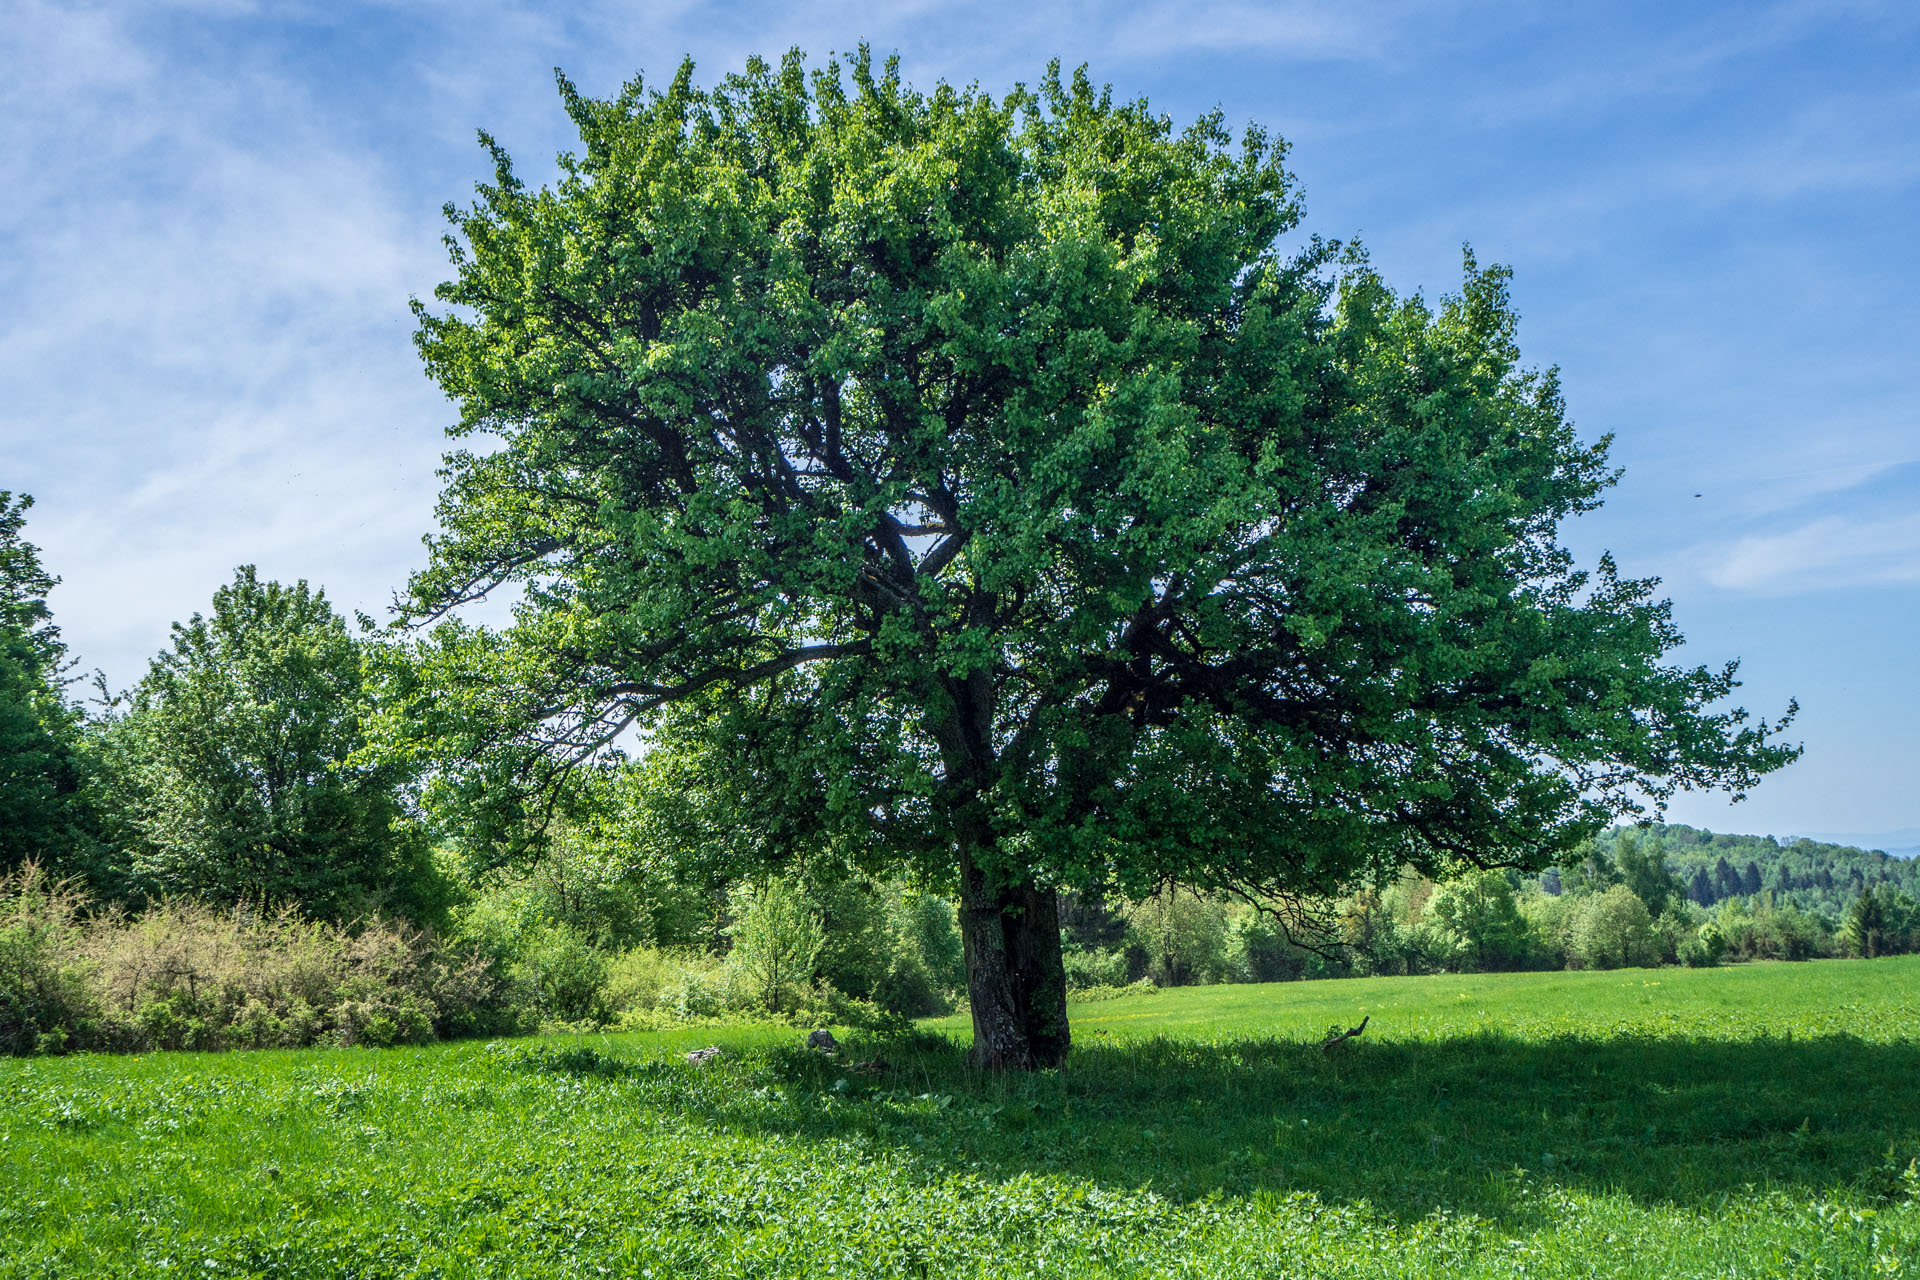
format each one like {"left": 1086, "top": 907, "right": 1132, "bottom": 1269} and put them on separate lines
{"left": 958, "top": 842, "right": 1070, "bottom": 1071}
{"left": 934, "top": 655, "right": 1069, "bottom": 1071}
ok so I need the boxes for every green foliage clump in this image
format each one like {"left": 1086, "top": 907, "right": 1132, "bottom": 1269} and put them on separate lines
{"left": 1840, "top": 884, "right": 1918, "bottom": 959}
{"left": 1061, "top": 945, "right": 1131, "bottom": 990}
{"left": 0, "top": 866, "right": 518, "bottom": 1055}
{"left": 1127, "top": 887, "right": 1232, "bottom": 987}
{"left": 0, "top": 866, "right": 98, "bottom": 1054}
{"left": 97, "top": 567, "right": 443, "bottom": 924}
{"left": 1678, "top": 921, "right": 1728, "bottom": 968}
{"left": 1711, "top": 896, "right": 1832, "bottom": 962}
{"left": 0, "top": 494, "right": 101, "bottom": 883}
{"left": 725, "top": 878, "right": 827, "bottom": 1015}
{"left": 443, "top": 847, "right": 963, "bottom": 1032}
{"left": 1418, "top": 870, "right": 1541, "bottom": 972}
{"left": 501, "top": 921, "right": 611, "bottom": 1027}
{"left": 1567, "top": 884, "right": 1661, "bottom": 970}
{"left": 603, "top": 946, "right": 726, "bottom": 1021}
{"left": 0, "top": 633, "right": 95, "bottom": 881}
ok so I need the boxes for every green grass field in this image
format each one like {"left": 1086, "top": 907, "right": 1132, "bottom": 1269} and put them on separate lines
{"left": 4, "top": 958, "right": 1918, "bottom": 1277}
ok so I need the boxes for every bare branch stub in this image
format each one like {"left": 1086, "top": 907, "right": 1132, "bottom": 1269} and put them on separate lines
{"left": 1320, "top": 1014, "right": 1369, "bottom": 1053}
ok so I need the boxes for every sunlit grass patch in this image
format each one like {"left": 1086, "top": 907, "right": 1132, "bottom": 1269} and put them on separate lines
{"left": 3, "top": 957, "right": 1917, "bottom": 1277}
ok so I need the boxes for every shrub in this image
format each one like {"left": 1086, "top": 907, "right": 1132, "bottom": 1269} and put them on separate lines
{"left": 0, "top": 866, "right": 98, "bottom": 1054}
{"left": 1126, "top": 888, "right": 1230, "bottom": 986}
{"left": 1678, "top": 921, "right": 1727, "bottom": 968}
{"left": 1719, "top": 899, "right": 1832, "bottom": 962}
{"left": 87, "top": 901, "right": 505, "bottom": 1050}
{"left": 1068, "top": 979, "right": 1159, "bottom": 1003}
{"left": 502, "top": 920, "right": 609, "bottom": 1026}
{"left": 807, "top": 875, "right": 896, "bottom": 1004}
{"left": 603, "top": 946, "right": 742, "bottom": 1025}
{"left": 0, "top": 869, "right": 516, "bottom": 1055}
{"left": 1519, "top": 891, "right": 1573, "bottom": 969}
{"left": 1228, "top": 914, "right": 1315, "bottom": 983}
{"left": 1419, "top": 871, "right": 1544, "bottom": 972}
{"left": 1567, "top": 885, "right": 1660, "bottom": 970}
{"left": 1650, "top": 907, "right": 1700, "bottom": 965}
{"left": 604, "top": 945, "right": 693, "bottom": 1013}
{"left": 879, "top": 887, "right": 962, "bottom": 1015}
{"left": 796, "top": 877, "right": 958, "bottom": 1018}
{"left": 1063, "top": 946, "right": 1130, "bottom": 990}
{"left": 726, "top": 878, "right": 826, "bottom": 1014}
{"left": 663, "top": 966, "right": 742, "bottom": 1019}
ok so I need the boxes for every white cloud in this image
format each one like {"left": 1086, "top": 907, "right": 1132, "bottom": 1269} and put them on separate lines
{"left": 0, "top": 1, "right": 451, "bottom": 688}
{"left": 1705, "top": 510, "right": 1920, "bottom": 593}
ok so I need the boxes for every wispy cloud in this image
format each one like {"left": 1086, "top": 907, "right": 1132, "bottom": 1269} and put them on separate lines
{"left": 1705, "top": 510, "right": 1920, "bottom": 594}
{"left": 0, "top": 1, "right": 450, "bottom": 686}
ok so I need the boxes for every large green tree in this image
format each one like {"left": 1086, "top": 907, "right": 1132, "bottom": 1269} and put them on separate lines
{"left": 384, "top": 52, "right": 1796, "bottom": 1068}
{"left": 106, "top": 567, "right": 434, "bottom": 922}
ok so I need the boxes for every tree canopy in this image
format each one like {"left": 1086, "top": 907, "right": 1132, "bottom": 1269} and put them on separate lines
{"left": 383, "top": 50, "right": 1797, "bottom": 1067}
{"left": 105, "top": 567, "right": 434, "bottom": 922}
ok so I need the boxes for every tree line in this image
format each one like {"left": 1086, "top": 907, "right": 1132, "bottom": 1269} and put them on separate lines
{"left": 1585, "top": 823, "right": 1920, "bottom": 914}
{"left": 1053, "top": 827, "right": 1919, "bottom": 993}
{"left": 3, "top": 487, "right": 1904, "bottom": 1056}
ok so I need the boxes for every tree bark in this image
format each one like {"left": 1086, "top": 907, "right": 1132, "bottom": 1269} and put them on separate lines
{"left": 958, "top": 840, "right": 1070, "bottom": 1071}
{"left": 934, "top": 649, "right": 1069, "bottom": 1071}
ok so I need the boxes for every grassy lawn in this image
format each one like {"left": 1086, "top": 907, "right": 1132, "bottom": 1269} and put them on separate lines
{"left": 4, "top": 958, "right": 1917, "bottom": 1277}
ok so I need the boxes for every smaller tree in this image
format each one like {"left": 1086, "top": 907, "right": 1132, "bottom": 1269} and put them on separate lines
{"left": 1126, "top": 886, "right": 1230, "bottom": 987}
{"left": 1677, "top": 920, "right": 1727, "bottom": 967}
{"left": 1841, "top": 887, "right": 1891, "bottom": 959}
{"left": 1616, "top": 832, "right": 1685, "bottom": 917}
{"left": 1712, "top": 857, "right": 1741, "bottom": 901}
{"left": 1561, "top": 845, "right": 1624, "bottom": 898}
{"left": 103, "top": 568, "right": 435, "bottom": 922}
{"left": 0, "top": 494, "right": 100, "bottom": 882}
{"left": 1421, "top": 871, "right": 1539, "bottom": 972}
{"left": 1568, "top": 885, "right": 1658, "bottom": 970}
{"left": 0, "top": 630, "right": 91, "bottom": 874}
{"left": 0, "top": 493, "right": 65, "bottom": 676}
{"left": 726, "top": 877, "right": 825, "bottom": 1014}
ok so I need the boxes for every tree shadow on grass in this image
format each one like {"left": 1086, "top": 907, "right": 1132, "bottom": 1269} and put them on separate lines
{"left": 519, "top": 1027, "right": 1920, "bottom": 1226}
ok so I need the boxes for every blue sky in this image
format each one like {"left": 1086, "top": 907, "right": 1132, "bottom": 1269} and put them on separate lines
{"left": 3, "top": 1, "right": 1916, "bottom": 843}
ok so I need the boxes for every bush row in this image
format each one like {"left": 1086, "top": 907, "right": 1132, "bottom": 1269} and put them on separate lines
{"left": 0, "top": 865, "right": 520, "bottom": 1054}
{"left": 1059, "top": 869, "right": 1920, "bottom": 990}
{"left": 0, "top": 863, "right": 966, "bottom": 1055}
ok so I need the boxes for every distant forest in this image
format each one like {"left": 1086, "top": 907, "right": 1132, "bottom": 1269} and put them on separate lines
{"left": 1574, "top": 824, "right": 1919, "bottom": 916}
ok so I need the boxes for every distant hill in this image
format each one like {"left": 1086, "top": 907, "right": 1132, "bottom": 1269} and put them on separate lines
{"left": 1589, "top": 823, "right": 1920, "bottom": 913}
{"left": 1793, "top": 829, "right": 1920, "bottom": 859}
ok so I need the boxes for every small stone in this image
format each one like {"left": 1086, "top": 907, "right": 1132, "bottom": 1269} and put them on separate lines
{"left": 806, "top": 1028, "right": 840, "bottom": 1053}
{"left": 685, "top": 1046, "right": 723, "bottom": 1065}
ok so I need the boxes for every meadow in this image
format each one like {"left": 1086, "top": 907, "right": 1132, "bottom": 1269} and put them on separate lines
{"left": 3, "top": 958, "right": 1917, "bottom": 1278}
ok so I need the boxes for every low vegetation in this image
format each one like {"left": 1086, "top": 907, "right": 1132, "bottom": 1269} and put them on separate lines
{"left": 0, "top": 865, "right": 518, "bottom": 1055}
{"left": 10, "top": 817, "right": 1919, "bottom": 1061}
{"left": 3, "top": 959, "right": 1915, "bottom": 1277}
